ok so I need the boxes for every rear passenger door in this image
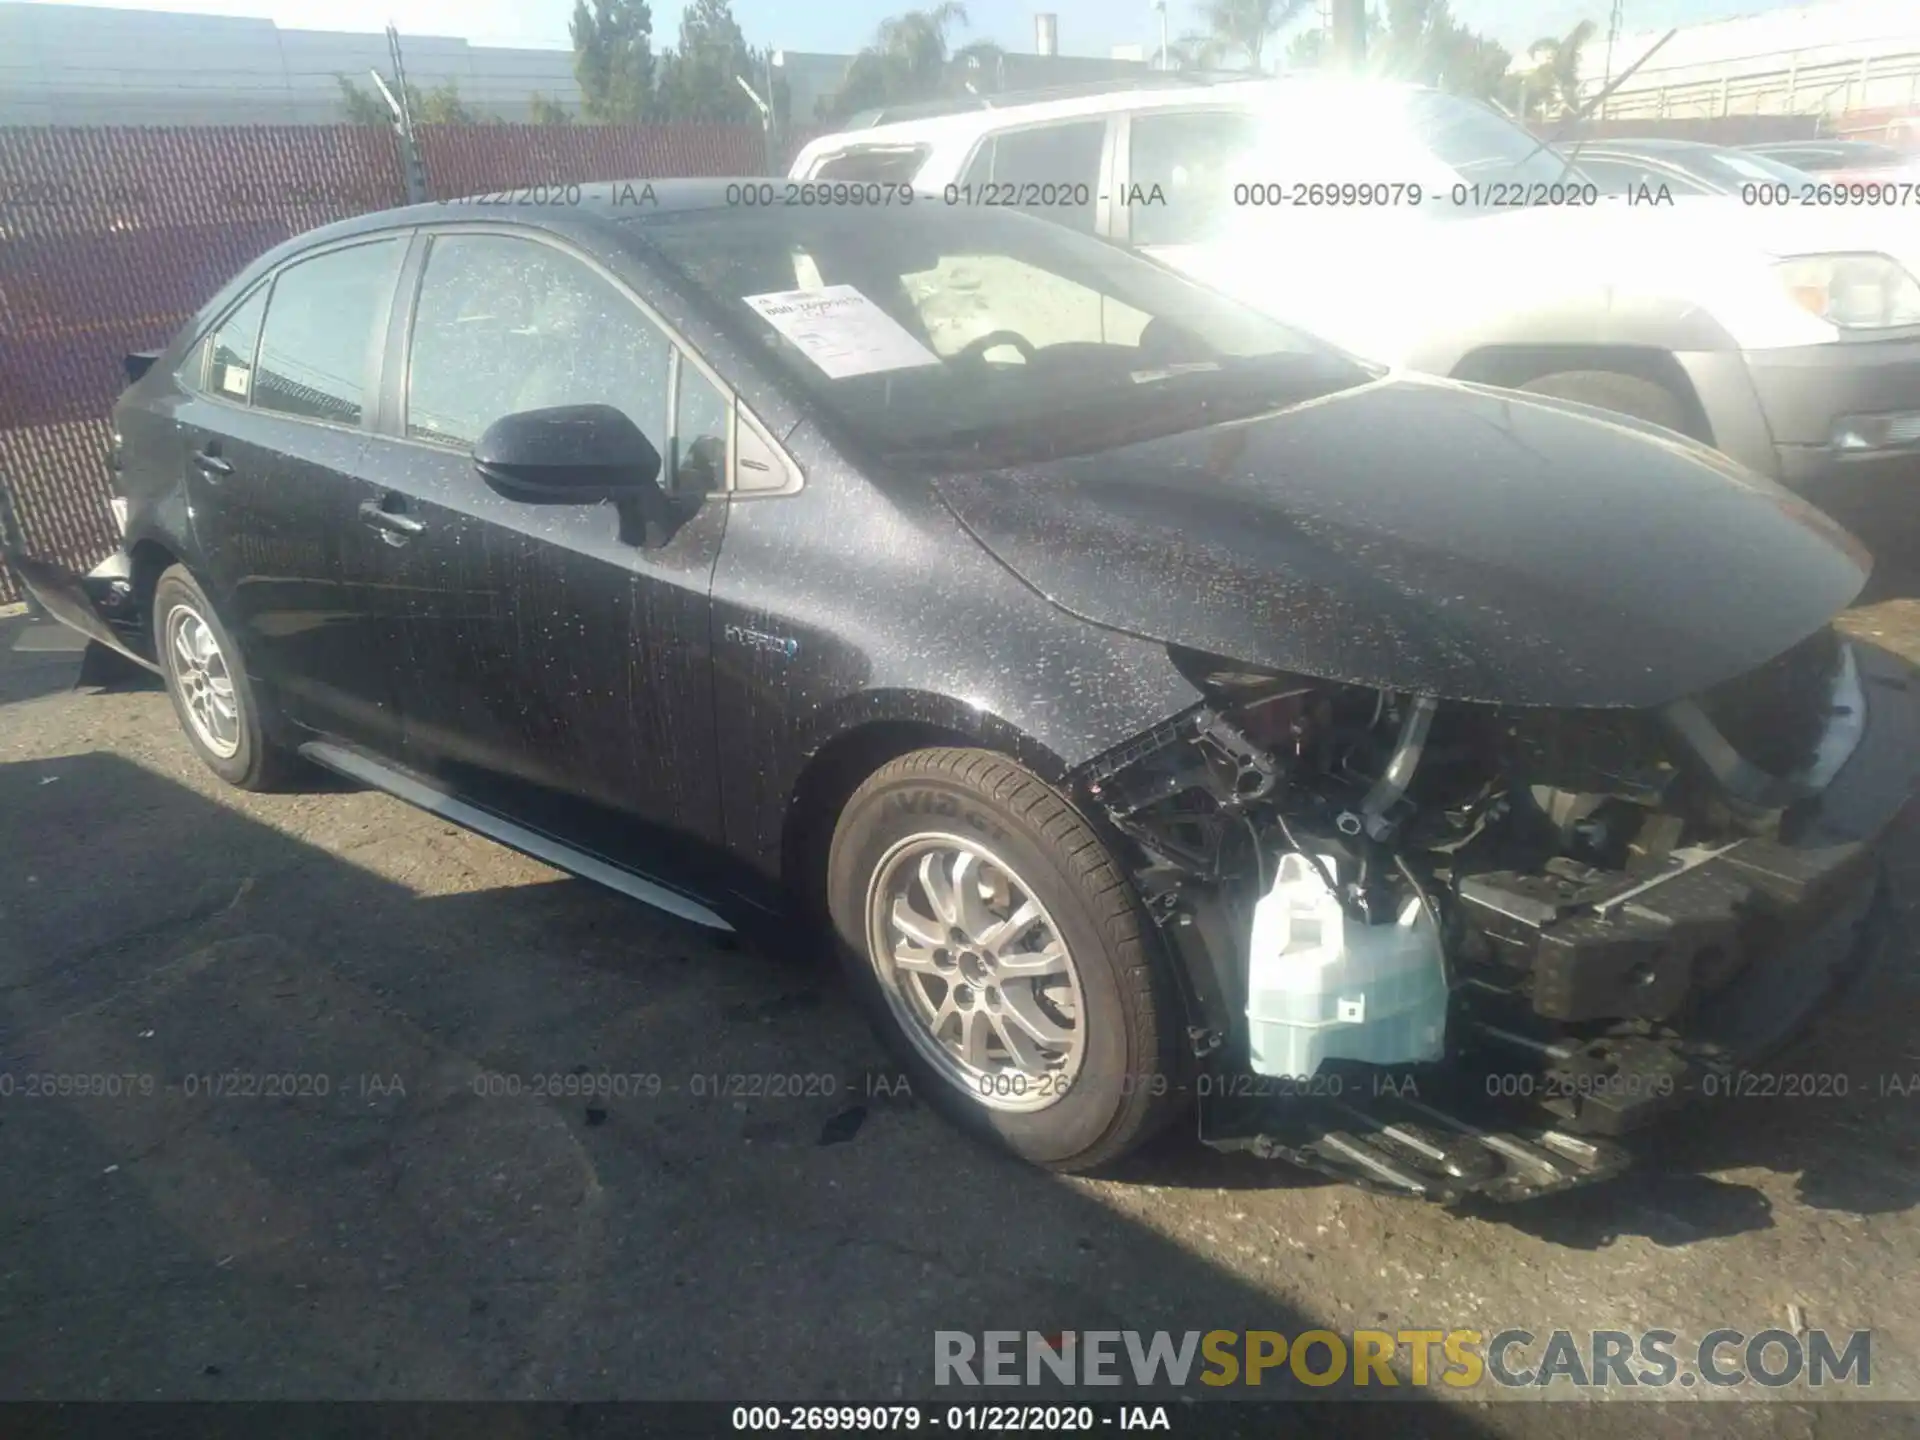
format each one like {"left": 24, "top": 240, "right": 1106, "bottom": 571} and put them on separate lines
{"left": 173, "top": 233, "right": 410, "bottom": 750}
{"left": 363, "top": 226, "right": 733, "bottom": 842}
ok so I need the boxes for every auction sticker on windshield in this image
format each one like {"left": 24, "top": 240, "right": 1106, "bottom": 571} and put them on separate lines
{"left": 743, "top": 284, "right": 942, "bottom": 379}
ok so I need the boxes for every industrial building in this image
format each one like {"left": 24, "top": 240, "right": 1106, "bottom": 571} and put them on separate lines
{"left": 1586, "top": 0, "right": 1919, "bottom": 127}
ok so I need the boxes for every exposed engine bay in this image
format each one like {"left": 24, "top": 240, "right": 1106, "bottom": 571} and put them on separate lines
{"left": 1075, "top": 628, "right": 1901, "bottom": 1203}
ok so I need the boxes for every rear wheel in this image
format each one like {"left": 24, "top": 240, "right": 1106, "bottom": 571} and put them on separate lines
{"left": 827, "top": 748, "right": 1182, "bottom": 1172}
{"left": 1517, "top": 370, "right": 1691, "bottom": 435}
{"left": 152, "top": 565, "right": 296, "bottom": 791}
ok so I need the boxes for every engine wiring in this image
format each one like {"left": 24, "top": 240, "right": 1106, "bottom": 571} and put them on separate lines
{"left": 1270, "top": 806, "right": 1341, "bottom": 900}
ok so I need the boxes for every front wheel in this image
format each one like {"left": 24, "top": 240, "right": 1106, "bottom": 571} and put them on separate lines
{"left": 152, "top": 565, "right": 296, "bottom": 791}
{"left": 827, "top": 748, "right": 1183, "bottom": 1172}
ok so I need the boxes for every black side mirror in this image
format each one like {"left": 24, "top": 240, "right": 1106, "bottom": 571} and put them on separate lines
{"left": 474, "top": 404, "right": 663, "bottom": 504}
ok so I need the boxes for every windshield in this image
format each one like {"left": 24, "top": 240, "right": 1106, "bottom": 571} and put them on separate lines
{"left": 637, "top": 206, "right": 1371, "bottom": 466}
{"left": 1403, "top": 90, "right": 1585, "bottom": 190}
{"left": 1131, "top": 84, "right": 1595, "bottom": 238}
{"left": 1254, "top": 85, "right": 1589, "bottom": 194}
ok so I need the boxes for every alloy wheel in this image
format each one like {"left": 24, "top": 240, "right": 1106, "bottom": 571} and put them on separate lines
{"left": 165, "top": 603, "right": 241, "bottom": 759}
{"left": 864, "top": 833, "right": 1087, "bottom": 1112}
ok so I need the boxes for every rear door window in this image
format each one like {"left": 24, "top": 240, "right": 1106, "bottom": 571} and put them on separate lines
{"left": 207, "top": 286, "right": 269, "bottom": 400}
{"left": 961, "top": 121, "right": 1107, "bottom": 233}
{"left": 252, "top": 239, "right": 404, "bottom": 426}
{"left": 812, "top": 146, "right": 929, "bottom": 182}
{"left": 181, "top": 282, "right": 268, "bottom": 398}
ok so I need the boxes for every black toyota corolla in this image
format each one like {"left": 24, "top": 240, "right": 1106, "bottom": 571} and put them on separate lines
{"left": 12, "top": 180, "right": 1918, "bottom": 1202}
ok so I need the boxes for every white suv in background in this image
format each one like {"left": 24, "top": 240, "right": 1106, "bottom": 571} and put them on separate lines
{"left": 791, "top": 78, "right": 1920, "bottom": 522}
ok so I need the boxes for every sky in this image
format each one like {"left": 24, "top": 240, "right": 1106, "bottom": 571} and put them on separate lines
{"left": 9, "top": 0, "right": 1826, "bottom": 56}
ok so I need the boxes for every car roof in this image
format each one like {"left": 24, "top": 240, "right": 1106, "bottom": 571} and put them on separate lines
{"left": 399, "top": 177, "right": 748, "bottom": 225}
{"left": 247, "top": 178, "right": 754, "bottom": 253}
{"left": 797, "top": 75, "right": 1430, "bottom": 159}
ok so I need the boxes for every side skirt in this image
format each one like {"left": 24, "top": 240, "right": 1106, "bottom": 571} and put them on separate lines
{"left": 299, "top": 740, "right": 736, "bottom": 934}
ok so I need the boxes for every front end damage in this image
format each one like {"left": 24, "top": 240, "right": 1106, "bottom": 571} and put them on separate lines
{"left": 1074, "top": 630, "right": 1920, "bottom": 1204}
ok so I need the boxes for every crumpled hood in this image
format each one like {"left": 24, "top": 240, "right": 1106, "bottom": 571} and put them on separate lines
{"left": 933, "top": 375, "right": 1869, "bottom": 709}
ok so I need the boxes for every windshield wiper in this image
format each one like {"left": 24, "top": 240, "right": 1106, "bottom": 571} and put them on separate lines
{"left": 896, "top": 370, "right": 1358, "bottom": 467}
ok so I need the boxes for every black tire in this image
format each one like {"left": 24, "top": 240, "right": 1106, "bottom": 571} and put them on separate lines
{"left": 1517, "top": 369, "right": 1691, "bottom": 435}
{"left": 151, "top": 564, "right": 297, "bottom": 791}
{"left": 827, "top": 747, "right": 1183, "bottom": 1172}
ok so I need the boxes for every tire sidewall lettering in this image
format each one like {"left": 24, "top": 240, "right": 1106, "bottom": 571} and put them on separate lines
{"left": 877, "top": 787, "right": 1009, "bottom": 845}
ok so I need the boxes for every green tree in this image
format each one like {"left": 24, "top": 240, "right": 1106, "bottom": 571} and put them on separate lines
{"left": 573, "top": 0, "right": 658, "bottom": 121}
{"left": 416, "top": 80, "right": 485, "bottom": 124}
{"left": 1281, "top": 9, "right": 1385, "bottom": 70}
{"left": 336, "top": 75, "right": 498, "bottom": 126}
{"left": 1190, "top": 0, "right": 1315, "bottom": 74}
{"left": 1283, "top": 27, "right": 1324, "bottom": 68}
{"left": 529, "top": 92, "right": 575, "bottom": 124}
{"left": 1281, "top": 1, "right": 1512, "bottom": 102}
{"left": 336, "top": 75, "right": 392, "bottom": 125}
{"left": 1521, "top": 19, "right": 1595, "bottom": 119}
{"left": 655, "top": 0, "right": 757, "bottom": 122}
{"left": 1374, "top": 0, "right": 1511, "bottom": 97}
{"left": 821, "top": 2, "right": 988, "bottom": 121}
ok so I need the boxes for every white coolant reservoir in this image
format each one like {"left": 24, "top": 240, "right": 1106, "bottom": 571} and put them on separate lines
{"left": 1246, "top": 852, "right": 1449, "bottom": 1079}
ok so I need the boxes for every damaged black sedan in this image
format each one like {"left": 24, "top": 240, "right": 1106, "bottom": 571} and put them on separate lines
{"left": 12, "top": 182, "right": 1918, "bottom": 1203}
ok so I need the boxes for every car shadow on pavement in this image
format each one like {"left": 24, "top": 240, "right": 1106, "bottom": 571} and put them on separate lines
{"left": 0, "top": 615, "right": 95, "bottom": 707}
{"left": 0, "top": 748, "right": 1527, "bottom": 1431}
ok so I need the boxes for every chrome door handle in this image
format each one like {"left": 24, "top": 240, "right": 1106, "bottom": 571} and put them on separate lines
{"left": 358, "top": 499, "right": 425, "bottom": 537}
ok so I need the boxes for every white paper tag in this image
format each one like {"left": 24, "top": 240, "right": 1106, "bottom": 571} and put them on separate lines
{"left": 221, "top": 365, "right": 251, "bottom": 398}
{"left": 743, "top": 284, "right": 942, "bottom": 380}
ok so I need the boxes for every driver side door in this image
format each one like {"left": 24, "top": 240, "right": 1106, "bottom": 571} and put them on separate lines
{"left": 360, "top": 226, "right": 730, "bottom": 843}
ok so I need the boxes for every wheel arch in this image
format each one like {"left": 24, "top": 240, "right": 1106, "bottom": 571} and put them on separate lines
{"left": 120, "top": 537, "right": 184, "bottom": 663}
{"left": 778, "top": 692, "right": 1079, "bottom": 910}
{"left": 128, "top": 537, "right": 180, "bottom": 609}
{"left": 1448, "top": 344, "right": 1716, "bottom": 442}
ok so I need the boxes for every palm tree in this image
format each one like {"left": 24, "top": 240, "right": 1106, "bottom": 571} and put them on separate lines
{"left": 873, "top": 1, "right": 971, "bottom": 91}
{"left": 1523, "top": 19, "right": 1595, "bottom": 119}
{"left": 824, "top": 2, "right": 983, "bottom": 118}
{"left": 1159, "top": 33, "right": 1214, "bottom": 69}
{"left": 1194, "top": 0, "right": 1315, "bottom": 74}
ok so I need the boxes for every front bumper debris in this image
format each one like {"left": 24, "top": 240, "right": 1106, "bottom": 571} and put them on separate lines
{"left": 1201, "top": 640, "right": 1920, "bottom": 1204}
{"left": 1199, "top": 1071, "right": 1633, "bottom": 1203}
{"left": 0, "top": 541, "right": 156, "bottom": 678}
